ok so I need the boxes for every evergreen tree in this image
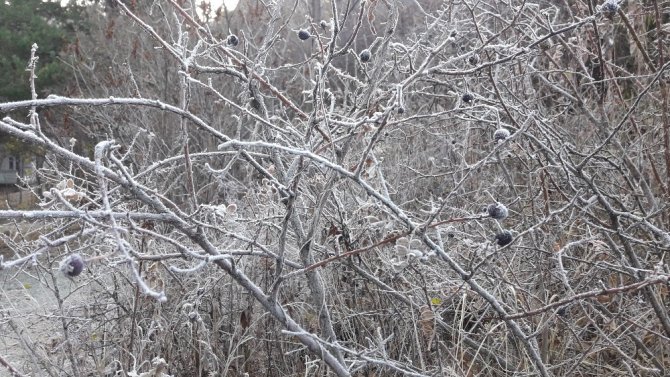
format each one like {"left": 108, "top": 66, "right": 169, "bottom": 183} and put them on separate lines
{"left": 0, "top": 0, "right": 84, "bottom": 101}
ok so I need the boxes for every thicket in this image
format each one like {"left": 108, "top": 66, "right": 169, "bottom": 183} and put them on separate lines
{"left": 1, "top": 0, "right": 669, "bottom": 376}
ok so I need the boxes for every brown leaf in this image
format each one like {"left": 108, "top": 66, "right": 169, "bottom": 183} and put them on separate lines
{"left": 419, "top": 305, "right": 435, "bottom": 341}
{"left": 240, "top": 309, "right": 251, "bottom": 329}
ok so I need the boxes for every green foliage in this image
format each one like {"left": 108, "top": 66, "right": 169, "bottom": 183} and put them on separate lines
{"left": 0, "top": 0, "right": 84, "bottom": 101}
{"left": 0, "top": 133, "right": 41, "bottom": 159}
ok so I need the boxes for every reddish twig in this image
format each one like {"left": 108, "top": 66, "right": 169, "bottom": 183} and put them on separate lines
{"left": 302, "top": 215, "right": 485, "bottom": 273}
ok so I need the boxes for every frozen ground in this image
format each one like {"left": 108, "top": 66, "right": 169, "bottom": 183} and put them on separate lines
{"left": 1, "top": 264, "right": 88, "bottom": 377}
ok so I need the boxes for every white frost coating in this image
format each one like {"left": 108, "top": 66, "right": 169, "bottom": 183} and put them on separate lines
{"left": 395, "top": 244, "right": 408, "bottom": 258}
{"left": 408, "top": 249, "right": 423, "bottom": 258}
{"left": 170, "top": 260, "right": 208, "bottom": 273}
{"left": 94, "top": 139, "right": 167, "bottom": 302}
{"left": 94, "top": 140, "right": 116, "bottom": 164}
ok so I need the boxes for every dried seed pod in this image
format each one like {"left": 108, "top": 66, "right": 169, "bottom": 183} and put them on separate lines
{"left": 395, "top": 237, "right": 410, "bottom": 258}
{"left": 408, "top": 249, "right": 423, "bottom": 258}
{"left": 487, "top": 203, "right": 509, "bottom": 220}
{"left": 409, "top": 238, "right": 423, "bottom": 251}
{"left": 60, "top": 253, "right": 85, "bottom": 277}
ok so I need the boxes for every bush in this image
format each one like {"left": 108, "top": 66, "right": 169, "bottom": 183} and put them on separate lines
{"left": 1, "top": 1, "right": 669, "bottom": 376}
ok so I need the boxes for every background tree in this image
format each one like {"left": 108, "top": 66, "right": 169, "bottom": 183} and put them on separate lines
{"left": 0, "top": 0, "right": 85, "bottom": 101}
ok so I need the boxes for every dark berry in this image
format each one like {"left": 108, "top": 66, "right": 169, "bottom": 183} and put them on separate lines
{"left": 227, "top": 34, "right": 239, "bottom": 47}
{"left": 298, "top": 29, "right": 311, "bottom": 41}
{"left": 468, "top": 54, "right": 479, "bottom": 66}
{"left": 600, "top": 1, "right": 619, "bottom": 19}
{"left": 462, "top": 93, "right": 474, "bottom": 103}
{"left": 494, "top": 128, "right": 511, "bottom": 142}
{"left": 450, "top": 30, "right": 457, "bottom": 38}
{"left": 495, "top": 231, "right": 513, "bottom": 246}
{"left": 320, "top": 20, "right": 328, "bottom": 29}
{"left": 487, "top": 203, "right": 509, "bottom": 220}
{"left": 60, "top": 253, "right": 85, "bottom": 277}
{"left": 360, "top": 49, "right": 371, "bottom": 63}
{"left": 397, "top": 106, "right": 405, "bottom": 114}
